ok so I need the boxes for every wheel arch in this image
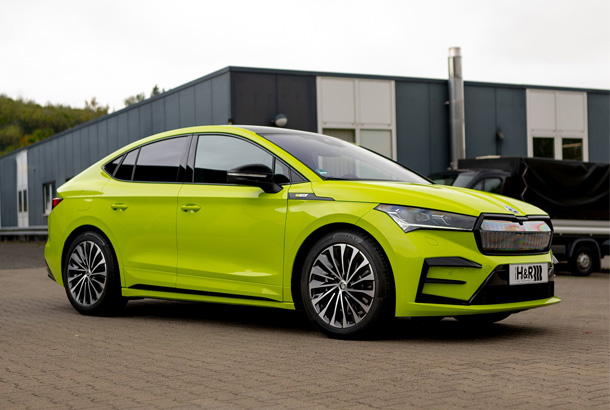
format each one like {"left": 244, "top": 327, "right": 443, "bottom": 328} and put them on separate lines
{"left": 290, "top": 222, "right": 394, "bottom": 310}
{"left": 61, "top": 225, "right": 120, "bottom": 284}
{"left": 567, "top": 238, "right": 601, "bottom": 272}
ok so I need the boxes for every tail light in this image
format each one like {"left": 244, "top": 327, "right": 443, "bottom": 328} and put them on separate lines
{"left": 52, "top": 198, "right": 63, "bottom": 210}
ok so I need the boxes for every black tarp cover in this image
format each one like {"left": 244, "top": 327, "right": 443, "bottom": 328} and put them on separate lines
{"left": 458, "top": 157, "right": 610, "bottom": 220}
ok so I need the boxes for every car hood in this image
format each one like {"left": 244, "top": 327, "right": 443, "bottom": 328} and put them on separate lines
{"left": 311, "top": 181, "right": 547, "bottom": 217}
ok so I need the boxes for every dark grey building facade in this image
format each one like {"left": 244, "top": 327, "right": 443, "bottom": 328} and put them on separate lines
{"left": 1, "top": 66, "right": 608, "bottom": 229}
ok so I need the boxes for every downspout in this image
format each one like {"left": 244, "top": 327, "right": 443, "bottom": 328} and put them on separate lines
{"left": 448, "top": 47, "right": 466, "bottom": 169}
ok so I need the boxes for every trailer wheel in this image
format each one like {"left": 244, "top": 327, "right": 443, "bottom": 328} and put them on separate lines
{"left": 570, "top": 245, "right": 596, "bottom": 276}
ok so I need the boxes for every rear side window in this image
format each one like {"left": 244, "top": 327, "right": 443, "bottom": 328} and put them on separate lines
{"left": 114, "top": 149, "right": 139, "bottom": 181}
{"left": 103, "top": 155, "right": 123, "bottom": 177}
{"left": 133, "top": 137, "right": 188, "bottom": 182}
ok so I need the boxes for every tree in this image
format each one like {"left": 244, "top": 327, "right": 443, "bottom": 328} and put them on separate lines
{"left": 124, "top": 85, "right": 165, "bottom": 107}
{"left": 124, "top": 93, "right": 145, "bottom": 107}
{"left": 84, "top": 97, "right": 109, "bottom": 115}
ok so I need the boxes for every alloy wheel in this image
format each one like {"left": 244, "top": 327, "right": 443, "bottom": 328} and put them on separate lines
{"left": 67, "top": 241, "right": 108, "bottom": 307}
{"left": 308, "top": 243, "right": 376, "bottom": 329}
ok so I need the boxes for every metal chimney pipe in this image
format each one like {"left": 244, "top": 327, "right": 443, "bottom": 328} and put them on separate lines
{"left": 448, "top": 47, "right": 466, "bottom": 169}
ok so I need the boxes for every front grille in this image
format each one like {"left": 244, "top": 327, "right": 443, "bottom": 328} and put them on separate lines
{"left": 475, "top": 215, "right": 552, "bottom": 255}
{"left": 480, "top": 231, "right": 552, "bottom": 252}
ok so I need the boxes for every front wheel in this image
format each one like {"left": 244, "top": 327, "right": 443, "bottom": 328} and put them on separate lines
{"left": 63, "top": 231, "right": 126, "bottom": 315}
{"left": 300, "top": 230, "right": 394, "bottom": 339}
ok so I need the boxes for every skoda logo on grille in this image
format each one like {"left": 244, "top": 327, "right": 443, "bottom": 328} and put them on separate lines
{"left": 505, "top": 205, "right": 520, "bottom": 214}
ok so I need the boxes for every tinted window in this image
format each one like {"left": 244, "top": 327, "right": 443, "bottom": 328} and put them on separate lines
{"left": 114, "top": 149, "right": 138, "bottom": 181}
{"left": 194, "top": 135, "right": 273, "bottom": 184}
{"left": 104, "top": 155, "right": 123, "bottom": 177}
{"left": 133, "top": 137, "right": 188, "bottom": 182}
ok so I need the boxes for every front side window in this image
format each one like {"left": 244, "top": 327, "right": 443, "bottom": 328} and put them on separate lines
{"left": 194, "top": 134, "right": 290, "bottom": 184}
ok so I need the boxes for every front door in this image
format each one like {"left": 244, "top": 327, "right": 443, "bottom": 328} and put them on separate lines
{"left": 176, "top": 134, "right": 290, "bottom": 301}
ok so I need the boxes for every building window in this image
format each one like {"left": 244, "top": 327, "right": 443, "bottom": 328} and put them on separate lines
{"left": 526, "top": 89, "right": 588, "bottom": 161}
{"left": 317, "top": 77, "right": 397, "bottom": 160}
{"left": 18, "top": 189, "right": 28, "bottom": 213}
{"left": 561, "top": 138, "right": 583, "bottom": 161}
{"left": 43, "top": 182, "right": 55, "bottom": 216}
{"left": 533, "top": 137, "right": 555, "bottom": 159}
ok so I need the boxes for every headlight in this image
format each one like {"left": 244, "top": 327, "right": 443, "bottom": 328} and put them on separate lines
{"left": 375, "top": 204, "right": 476, "bottom": 233}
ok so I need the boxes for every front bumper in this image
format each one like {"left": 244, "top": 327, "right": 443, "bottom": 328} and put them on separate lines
{"left": 357, "top": 210, "right": 561, "bottom": 318}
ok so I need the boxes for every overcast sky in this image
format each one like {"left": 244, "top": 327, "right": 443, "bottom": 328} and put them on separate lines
{"left": 1, "top": 0, "right": 609, "bottom": 112}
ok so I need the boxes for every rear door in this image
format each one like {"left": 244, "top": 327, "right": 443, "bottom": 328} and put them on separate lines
{"left": 101, "top": 136, "right": 190, "bottom": 289}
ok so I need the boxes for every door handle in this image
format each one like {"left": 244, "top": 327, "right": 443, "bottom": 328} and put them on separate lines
{"left": 111, "top": 203, "right": 128, "bottom": 211}
{"left": 180, "top": 204, "right": 201, "bottom": 213}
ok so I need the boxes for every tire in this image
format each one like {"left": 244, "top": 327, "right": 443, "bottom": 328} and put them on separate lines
{"left": 570, "top": 245, "right": 596, "bottom": 276}
{"left": 300, "top": 230, "right": 394, "bottom": 339}
{"left": 454, "top": 312, "right": 511, "bottom": 325}
{"left": 63, "top": 231, "right": 126, "bottom": 315}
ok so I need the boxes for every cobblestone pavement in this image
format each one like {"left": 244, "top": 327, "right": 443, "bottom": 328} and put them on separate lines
{"left": 0, "top": 242, "right": 608, "bottom": 409}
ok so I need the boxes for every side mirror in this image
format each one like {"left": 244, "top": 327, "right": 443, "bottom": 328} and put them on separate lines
{"left": 227, "top": 164, "right": 282, "bottom": 194}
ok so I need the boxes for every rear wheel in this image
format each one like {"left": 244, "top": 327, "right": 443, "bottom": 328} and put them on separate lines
{"left": 570, "top": 245, "right": 596, "bottom": 276}
{"left": 63, "top": 231, "right": 126, "bottom": 315}
{"left": 300, "top": 230, "right": 394, "bottom": 339}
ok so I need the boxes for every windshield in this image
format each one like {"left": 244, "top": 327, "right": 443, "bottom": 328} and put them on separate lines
{"left": 260, "top": 131, "right": 430, "bottom": 184}
{"left": 431, "top": 175, "right": 458, "bottom": 185}
{"left": 452, "top": 172, "right": 477, "bottom": 188}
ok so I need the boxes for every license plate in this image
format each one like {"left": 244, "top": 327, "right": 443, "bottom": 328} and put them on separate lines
{"left": 508, "top": 263, "right": 548, "bottom": 285}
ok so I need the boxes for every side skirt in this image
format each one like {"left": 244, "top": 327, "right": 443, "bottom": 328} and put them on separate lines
{"left": 121, "top": 288, "right": 296, "bottom": 310}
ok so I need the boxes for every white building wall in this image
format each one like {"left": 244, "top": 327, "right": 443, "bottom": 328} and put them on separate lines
{"left": 317, "top": 77, "right": 397, "bottom": 160}
{"left": 15, "top": 150, "right": 29, "bottom": 227}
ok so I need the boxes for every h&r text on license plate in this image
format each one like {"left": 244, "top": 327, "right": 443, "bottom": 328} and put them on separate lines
{"left": 509, "top": 263, "right": 548, "bottom": 285}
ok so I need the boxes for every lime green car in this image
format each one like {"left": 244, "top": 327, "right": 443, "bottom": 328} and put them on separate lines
{"left": 45, "top": 125, "right": 560, "bottom": 338}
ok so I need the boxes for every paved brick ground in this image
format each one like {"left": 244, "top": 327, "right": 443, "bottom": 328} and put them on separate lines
{"left": 0, "top": 242, "right": 608, "bottom": 409}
